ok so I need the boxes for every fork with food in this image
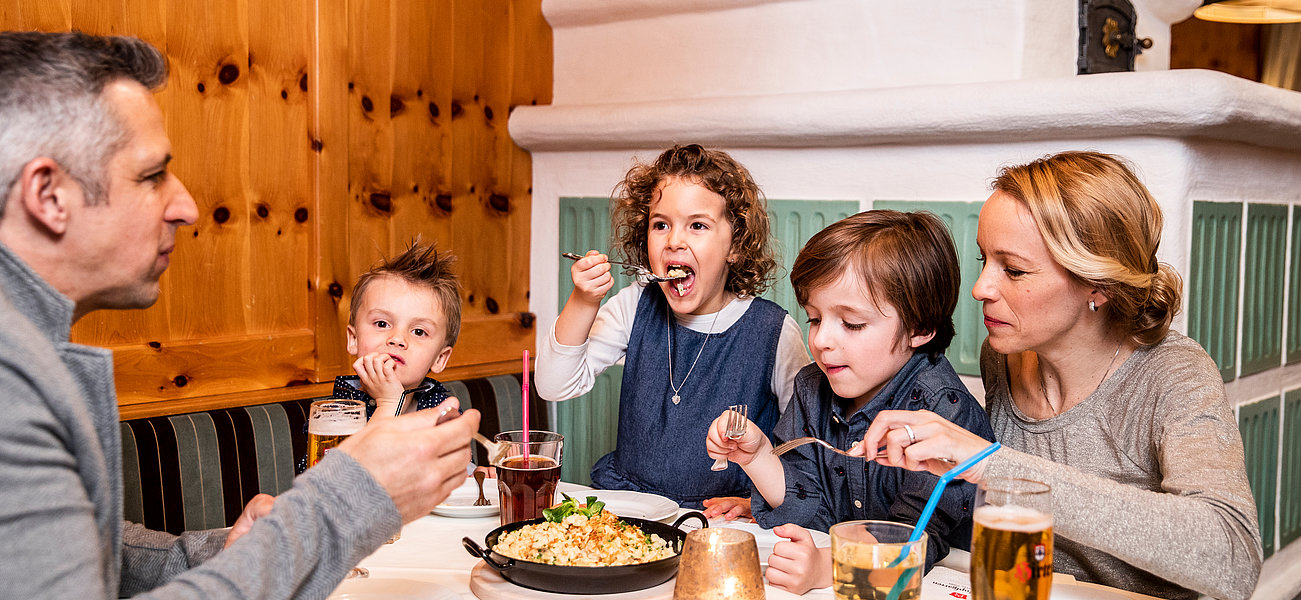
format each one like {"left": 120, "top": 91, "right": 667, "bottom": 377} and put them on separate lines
{"left": 562, "top": 252, "right": 677, "bottom": 283}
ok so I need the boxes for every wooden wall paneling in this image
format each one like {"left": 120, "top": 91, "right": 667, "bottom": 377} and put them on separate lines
{"left": 163, "top": 0, "right": 251, "bottom": 343}
{"left": 246, "top": 0, "right": 313, "bottom": 336}
{"left": 114, "top": 330, "right": 317, "bottom": 407}
{"left": 4, "top": 0, "right": 71, "bottom": 30}
{"left": 70, "top": 0, "right": 164, "bottom": 41}
{"left": 345, "top": 0, "right": 397, "bottom": 294}
{"left": 390, "top": 0, "right": 452, "bottom": 251}
{"left": 311, "top": 0, "right": 353, "bottom": 379}
{"left": 446, "top": 1, "right": 531, "bottom": 370}
{"left": 507, "top": 0, "right": 551, "bottom": 332}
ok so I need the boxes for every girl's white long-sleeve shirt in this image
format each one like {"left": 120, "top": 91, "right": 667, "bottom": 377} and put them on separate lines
{"left": 536, "top": 284, "right": 811, "bottom": 413}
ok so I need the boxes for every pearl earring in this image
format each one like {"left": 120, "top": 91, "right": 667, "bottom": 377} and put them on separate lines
{"left": 1089, "top": 300, "right": 1098, "bottom": 312}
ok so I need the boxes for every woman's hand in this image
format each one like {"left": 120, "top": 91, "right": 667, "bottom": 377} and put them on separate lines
{"left": 856, "top": 409, "right": 994, "bottom": 482}
{"left": 765, "top": 524, "right": 832, "bottom": 594}
{"left": 569, "top": 250, "right": 614, "bottom": 306}
{"left": 705, "top": 410, "right": 769, "bottom": 466}
{"left": 701, "top": 496, "right": 752, "bottom": 521}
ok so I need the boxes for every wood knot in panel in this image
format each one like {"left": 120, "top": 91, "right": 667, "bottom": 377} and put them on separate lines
{"left": 518, "top": 312, "right": 535, "bottom": 329}
{"left": 147, "top": 341, "right": 162, "bottom": 350}
{"left": 488, "top": 194, "right": 510, "bottom": 213}
{"left": 390, "top": 95, "right": 405, "bottom": 116}
{"left": 280, "top": 89, "right": 288, "bottom": 100}
{"left": 299, "top": 73, "right": 308, "bottom": 92}
{"left": 218, "top": 64, "right": 240, "bottom": 85}
{"left": 310, "top": 138, "right": 323, "bottom": 153}
{"left": 428, "top": 102, "right": 439, "bottom": 119}
{"left": 255, "top": 204, "right": 269, "bottom": 218}
{"left": 196, "top": 82, "right": 205, "bottom": 93}
{"left": 483, "top": 106, "right": 494, "bottom": 120}
{"left": 212, "top": 206, "right": 231, "bottom": 224}
{"left": 435, "top": 194, "right": 453, "bottom": 213}
{"left": 369, "top": 192, "right": 392, "bottom": 213}
{"left": 295, "top": 207, "right": 309, "bottom": 222}
{"left": 450, "top": 101, "right": 463, "bottom": 118}
{"left": 361, "top": 96, "right": 374, "bottom": 113}
{"left": 172, "top": 375, "right": 188, "bottom": 387}
{"left": 328, "top": 282, "right": 344, "bottom": 299}
{"left": 485, "top": 297, "right": 499, "bottom": 314}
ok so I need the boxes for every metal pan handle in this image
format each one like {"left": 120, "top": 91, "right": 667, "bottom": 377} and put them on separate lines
{"left": 672, "top": 511, "right": 708, "bottom": 531}
{"left": 462, "top": 537, "right": 515, "bottom": 572}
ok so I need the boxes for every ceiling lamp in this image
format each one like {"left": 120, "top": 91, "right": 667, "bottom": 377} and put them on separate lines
{"left": 1194, "top": 0, "right": 1301, "bottom": 23}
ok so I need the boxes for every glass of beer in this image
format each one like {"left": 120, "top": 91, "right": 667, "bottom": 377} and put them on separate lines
{"left": 494, "top": 430, "right": 563, "bottom": 525}
{"left": 830, "top": 520, "right": 926, "bottom": 600}
{"left": 971, "top": 477, "right": 1053, "bottom": 600}
{"left": 306, "top": 399, "right": 366, "bottom": 468}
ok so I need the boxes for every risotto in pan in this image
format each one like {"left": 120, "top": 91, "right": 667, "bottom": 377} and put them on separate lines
{"left": 492, "top": 496, "right": 675, "bottom": 566}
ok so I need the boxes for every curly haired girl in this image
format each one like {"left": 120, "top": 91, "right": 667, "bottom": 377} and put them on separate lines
{"left": 536, "top": 144, "right": 810, "bottom": 509}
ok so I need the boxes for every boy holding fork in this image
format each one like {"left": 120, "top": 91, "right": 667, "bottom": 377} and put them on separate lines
{"left": 706, "top": 211, "right": 994, "bottom": 593}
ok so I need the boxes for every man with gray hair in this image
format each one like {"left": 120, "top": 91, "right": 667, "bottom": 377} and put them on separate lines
{"left": 0, "top": 31, "right": 480, "bottom": 598}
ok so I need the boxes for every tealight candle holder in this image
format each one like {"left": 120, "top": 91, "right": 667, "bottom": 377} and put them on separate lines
{"left": 673, "top": 527, "right": 765, "bottom": 600}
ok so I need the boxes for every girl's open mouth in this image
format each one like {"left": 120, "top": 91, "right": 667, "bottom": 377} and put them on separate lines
{"left": 665, "top": 264, "right": 695, "bottom": 297}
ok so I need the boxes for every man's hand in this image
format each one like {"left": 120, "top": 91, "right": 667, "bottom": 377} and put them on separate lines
{"left": 338, "top": 397, "right": 481, "bottom": 523}
{"left": 224, "top": 493, "right": 275, "bottom": 549}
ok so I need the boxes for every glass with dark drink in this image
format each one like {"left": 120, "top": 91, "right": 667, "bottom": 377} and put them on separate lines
{"left": 494, "top": 430, "right": 563, "bottom": 525}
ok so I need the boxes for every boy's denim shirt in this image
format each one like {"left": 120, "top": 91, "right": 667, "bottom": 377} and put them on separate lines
{"left": 752, "top": 352, "right": 995, "bottom": 571}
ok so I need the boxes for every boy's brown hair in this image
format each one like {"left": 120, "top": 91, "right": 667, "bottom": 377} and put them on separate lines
{"left": 611, "top": 144, "right": 778, "bottom": 297}
{"left": 349, "top": 241, "right": 461, "bottom": 348}
{"left": 790, "top": 210, "right": 959, "bottom": 357}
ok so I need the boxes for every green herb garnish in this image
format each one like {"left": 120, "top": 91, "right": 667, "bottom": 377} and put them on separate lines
{"left": 542, "top": 493, "right": 607, "bottom": 522}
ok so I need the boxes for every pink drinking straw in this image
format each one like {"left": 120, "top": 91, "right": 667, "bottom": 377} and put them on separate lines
{"left": 522, "top": 350, "right": 530, "bottom": 464}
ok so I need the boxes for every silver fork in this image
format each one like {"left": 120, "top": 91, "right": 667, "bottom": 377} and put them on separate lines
{"left": 712, "top": 405, "right": 748, "bottom": 471}
{"left": 771, "top": 437, "right": 956, "bottom": 464}
{"left": 562, "top": 252, "right": 674, "bottom": 283}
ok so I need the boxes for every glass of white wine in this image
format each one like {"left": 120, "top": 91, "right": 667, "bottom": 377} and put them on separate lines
{"left": 830, "top": 520, "right": 926, "bottom": 600}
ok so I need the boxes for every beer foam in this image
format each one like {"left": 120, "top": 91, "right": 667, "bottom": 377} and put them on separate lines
{"left": 974, "top": 504, "right": 1053, "bottom": 532}
{"left": 308, "top": 417, "right": 363, "bottom": 436}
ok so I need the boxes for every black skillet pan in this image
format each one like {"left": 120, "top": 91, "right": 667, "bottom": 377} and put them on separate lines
{"left": 462, "top": 511, "right": 707, "bottom": 595}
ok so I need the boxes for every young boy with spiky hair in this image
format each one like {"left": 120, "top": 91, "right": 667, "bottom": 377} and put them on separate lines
{"left": 337, "top": 241, "right": 462, "bottom": 419}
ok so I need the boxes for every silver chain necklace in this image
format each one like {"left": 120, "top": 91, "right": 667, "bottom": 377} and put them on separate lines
{"left": 666, "top": 300, "right": 728, "bottom": 405}
{"left": 1038, "top": 342, "right": 1122, "bottom": 416}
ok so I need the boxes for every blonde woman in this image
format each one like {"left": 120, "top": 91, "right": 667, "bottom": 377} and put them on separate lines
{"left": 857, "top": 152, "right": 1262, "bottom": 599}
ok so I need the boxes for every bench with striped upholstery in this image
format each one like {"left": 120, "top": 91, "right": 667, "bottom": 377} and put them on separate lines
{"left": 120, "top": 373, "right": 547, "bottom": 535}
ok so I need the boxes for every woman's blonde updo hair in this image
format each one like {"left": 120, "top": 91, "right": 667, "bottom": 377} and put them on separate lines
{"left": 993, "top": 151, "right": 1182, "bottom": 347}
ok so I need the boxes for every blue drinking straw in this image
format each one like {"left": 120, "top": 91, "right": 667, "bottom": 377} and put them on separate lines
{"left": 884, "top": 442, "right": 1002, "bottom": 600}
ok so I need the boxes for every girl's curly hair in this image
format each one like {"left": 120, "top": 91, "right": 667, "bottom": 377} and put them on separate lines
{"left": 610, "top": 144, "right": 777, "bottom": 297}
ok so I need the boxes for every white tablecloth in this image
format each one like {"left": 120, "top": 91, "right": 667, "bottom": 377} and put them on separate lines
{"left": 334, "top": 499, "right": 1144, "bottom": 600}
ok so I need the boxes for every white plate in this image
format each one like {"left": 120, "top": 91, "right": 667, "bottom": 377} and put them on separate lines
{"left": 431, "top": 477, "right": 498, "bottom": 518}
{"left": 329, "top": 578, "right": 460, "bottom": 600}
{"left": 556, "top": 489, "right": 681, "bottom": 520}
{"left": 712, "top": 521, "right": 832, "bottom": 567}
